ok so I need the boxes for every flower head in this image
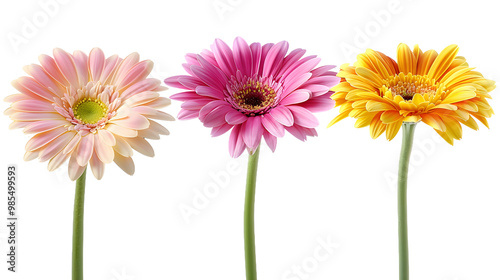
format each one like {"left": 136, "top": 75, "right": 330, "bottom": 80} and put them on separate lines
{"left": 5, "top": 48, "right": 173, "bottom": 180}
{"left": 329, "top": 44, "right": 495, "bottom": 144}
{"left": 165, "top": 37, "right": 339, "bottom": 157}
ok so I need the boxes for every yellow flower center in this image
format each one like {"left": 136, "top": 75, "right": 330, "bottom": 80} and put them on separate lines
{"left": 73, "top": 98, "right": 108, "bottom": 124}
{"left": 384, "top": 73, "right": 439, "bottom": 101}
{"left": 234, "top": 81, "right": 276, "bottom": 110}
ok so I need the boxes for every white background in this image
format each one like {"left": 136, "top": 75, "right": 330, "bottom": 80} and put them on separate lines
{"left": 0, "top": 0, "right": 499, "bottom": 279}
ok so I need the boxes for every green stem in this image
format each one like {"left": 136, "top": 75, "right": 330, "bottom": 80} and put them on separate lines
{"left": 244, "top": 145, "right": 260, "bottom": 280}
{"left": 397, "top": 122, "right": 416, "bottom": 280}
{"left": 72, "top": 168, "right": 87, "bottom": 280}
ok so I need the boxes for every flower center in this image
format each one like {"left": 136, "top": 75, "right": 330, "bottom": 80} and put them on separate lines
{"left": 233, "top": 80, "right": 276, "bottom": 110}
{"left": 232, "top": 79, "right": 276, "bottom": 111}
{"left": 384, "top": 73, "right": 438, "bottom": 101}
{"left": 73, "top": 98, "right": 108, "bottom": 124}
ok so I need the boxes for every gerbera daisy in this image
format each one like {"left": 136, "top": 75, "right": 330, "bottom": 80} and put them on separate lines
{"left": 328, "top": 44, "right": 495, "bottom": 280}
{"left": 165, "top": 37, "right": 339, "bottom": 280}
{"left": 5, "top": 48, "right": 172, "bottom": 280}
{"left": 329, "top": 43, "right": 495, "bottom": 144}
{"left": 5, "top": 48, "right": 173, "bottom": 180}
{"left": 165, "top": 37, "right": 339, "bottom": 157}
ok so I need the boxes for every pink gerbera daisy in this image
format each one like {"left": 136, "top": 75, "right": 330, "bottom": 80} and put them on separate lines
{"left": 5, "top": 48, "right": 173, "bottom": 180}
{"left": 165, "top": 37, "right": 340, "bottom": 157}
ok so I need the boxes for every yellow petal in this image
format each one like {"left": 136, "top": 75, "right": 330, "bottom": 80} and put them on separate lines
{"left": 380, "top": 110, "right": 402, "bottom": 124}
{"left": 421, "top": 114, "right": 446, "bottom": 132}
{"left": 385, "top": 118, "right": 403, "bottom": 140}
{"left": 442, "top": 86, "right": 476, "bottom": 104}
{"left": 397, "top": 43, "right": 416, "bottom": 74}
{"left": 427, "top": 44, "right": 459, "bottom": 80}
{"left": 327, "top": 111, "right": 349, "bottom": 127}
{"left": 369, "top": 112, "right": 386, "bottom": 139}
{"left": 366, "top": 100, "right": 395, "bottom": 112}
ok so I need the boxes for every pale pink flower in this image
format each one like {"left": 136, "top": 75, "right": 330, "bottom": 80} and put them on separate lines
{"left": 165, "top": 37, "right": 340, "bottom": 157}
{"left": 5, "top": 48, "right": 173, "bottom": 180}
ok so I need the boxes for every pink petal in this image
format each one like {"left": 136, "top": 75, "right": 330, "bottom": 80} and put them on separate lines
{"left": 113, "top": 136, "right": 133, "bottom": 157}
{"left": 126, "top": 137, "right": 154, "bottom": 157}
{"left": 263, "top": 130, "right": 277, "bottom": 152}
{"left": 111, "top": 114, "right": 149, "bottom": 130}
{"left": 269, "top": 106, "right": 294, "bottom": 126}
{"left": 72, "top": 50, "right": 89, "bottom": 87}
{"left": 10, "top": 112, "right": 64, "bottom": 121}
{"left": 100, "top": 54, "right": 121, "bottom": 84}
{"left": 228, "top": 124, "right": 245, "bottom": 158}
{"left": 249, "top": 42, "right": 262, "bottom": 75}
{"left": 89, "top": 150, "right": 105, "bottom": 180}
{"left": 170, "top": 91, "right": 198, "bottom": 101}
{"left": 196, "top": 86, "right": 224, "bottom": 99}
{"left": 287, "top": 106, "right": 319, "bottom": 128}
{"left": 112, "top": 52, "right": 140, "bottom": 85}
{"left": 95, "top": 132, "right": 115, "bottom": 163}
{"left": 261, "top": 114, "right": 285, "bottom": 137}
{"left": 211, "top": 38, "right": 236, "bottom": 77}
{"left": 195, "top": 55, "right": 228, "bottom": 88}
{"left": 63, "top": 133, "right": 81, "bottom": 155}
{"left": 242, "top": 116, "right": 263, "bottom": 151}
{"left": 178, "top": 110, "right": 198, "bottom": 120}
{"left": 225, "top": 110, "right": 248, "bottom": 125}
{"left": 301, "top": 95, "right": 335, "bottom": 112}
{"left": 12, "top": 100, "right": 54, "bottom": 112}
{"left": 311, "top": 65, "right": 336, "bottom": 78}
{"left": 283, "top": 73, "right": 312, "bottom": 94}
{"left": 117, "top": 60, "right": 154, "bottom": 90}
{"left": 39, "top": 131, "right": 76, "bottom": 162}
{"left": 23, "top": 119, "right": 68, "bottom": 134}
{"left": 181, "top": 98, "right": 213, "bottom": 110}
{"left": 199, "top": 100, "right": 228, "bottom": 122}
{"left": 23, "top": 64, "right": 64, "bottom": 94}
{"left": 53, "top": 48, "right": 80, "bottom": 89}
{"left": 233, "top": 37, "right": 252, "bottom": 76}
{"left": 278, "top": 48, "right": 307, "bottom": 77}
{"left": 113, "top": 152, "right": 134, "bottom": 175}
{"left": 285, "top": 124, "right": 307, "bottom": 141}
{"left": 25, "top": 126, "right": 67, "bottom": 151}
{"left": 47, "top": 150, "right": 70, "bottom": 171}
{"left": 262, "top": 41, "right": 289, "bottom": 78}
{"left": 211, "top": 123, "right": 233, "bottom": 137}
{"left": 12, "top": 77, "right": 55, "bottom": 101}
{"left": 191, "top": 64, "right": 225, "bottom": 91}
{"left": 97, "top": 129, "right": 116, "bottom": 146}
{"left": 121, "top": 78, "right": 162, "bottom": 100}
{"left": 89, "top": 48, "right": 105, "bottom": 81}
{"left": 68, "top": 154, "right": 87, "bottom": 181}
{"left": 38, "top": 54, "right": 69, "bottom": 86}
{"left": 164, "top": 75, "right": 191, "bottom": 90}
{"left": 76, "top": 133, "right": 94, "bottom": 166}
{"left": 178, "top": 76, "right": 205, "bottom": 90}
{"left": 106, "top": 124, "right": 138, "bottom": 138}
{"left": 280, "top": 89, "right": 311, "bottom": 105}
{"left": 282, "top": 57, "right": 320, "bottom": 83}
{"left": 203, "top": 105, "right": 232, "bottom": 127}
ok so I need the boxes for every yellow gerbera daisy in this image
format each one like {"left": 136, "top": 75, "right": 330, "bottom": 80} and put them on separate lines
{"left": 328, "top": 44, "right": 495, "bottom": 144}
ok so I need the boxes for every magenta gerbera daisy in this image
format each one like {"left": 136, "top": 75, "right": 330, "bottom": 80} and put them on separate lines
{"left": 165, "top": 37, "right": 340, "bottom": 157}
{"left": 5, "top": 48, "right": 173, "bottom": 180}
{"left": 165, "top": 37, "right": 340, "bottom": 280}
